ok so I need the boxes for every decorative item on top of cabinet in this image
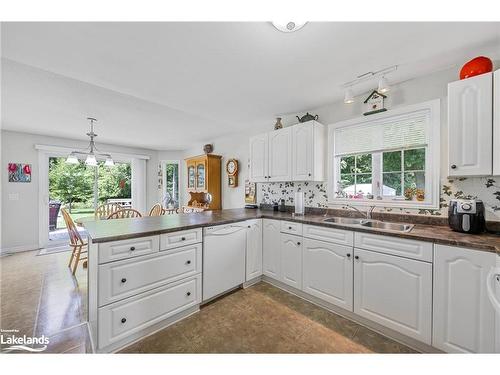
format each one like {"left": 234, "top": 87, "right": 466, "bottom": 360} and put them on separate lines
{"left": 296, "top": 112, "right": 319, "bottom": 123}
{"left": 448, "top": 71, "right": 493, "bottom": 177}
{"left": 459, "top": 56, "right": 493, "bottom": 80}
{"left": 274, "top": 117, "right": 283, "bottom": 130}
{"left": 203, "top": 144, "right": 213, "bottom": 154}
{"left": 184, "top": 154, "right": 221, "bottom": 210}
{"left": 226, "top": 159, "right": 238, "bottom": 188}
{"left": 363, "top": 90, "right": 387, "bottom": 116}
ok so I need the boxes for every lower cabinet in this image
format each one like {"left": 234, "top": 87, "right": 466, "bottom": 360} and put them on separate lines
{"left": 433, "top": 244, "right": 497, "bottom": 353}
{"left": 246, "top": 219, "right": 263, "bottom": 281}
{"left": 263, "top": 219, "right": 281, "bottom": 279}
{"left": 353, "top": 248, "right": 432, "bottom": 344}
{"left": 280, "top": 233, "right": 303, "bottom": 289}
{"left": 302, "top": 238, "right": 353, "bottom": 311}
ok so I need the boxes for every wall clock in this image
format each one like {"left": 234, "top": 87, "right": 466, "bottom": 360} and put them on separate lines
{"left": 226, "top": 159, "right": 238, "bottom": 188}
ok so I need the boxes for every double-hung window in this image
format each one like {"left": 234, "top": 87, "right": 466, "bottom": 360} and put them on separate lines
{"left": 329, "top": 100, "right": 440, "bottom": 208}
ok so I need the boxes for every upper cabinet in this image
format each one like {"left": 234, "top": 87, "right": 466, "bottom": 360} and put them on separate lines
{"left": 494, "top": 70, "right": 500, "bottom": 176}
{"left": 249, "top": 120, "right": 325, "bottom": 183}
{"left": 448, "top": 72, "right": 494, "bottom": 176}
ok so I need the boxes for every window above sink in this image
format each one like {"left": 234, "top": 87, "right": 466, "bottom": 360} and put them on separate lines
{"left": 328, "top": 100, "right": 441, "bottom": 209}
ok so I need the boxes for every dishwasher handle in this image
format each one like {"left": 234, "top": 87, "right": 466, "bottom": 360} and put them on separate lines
{"left": 204, "top": 224, "right": 247, "bottom": 236}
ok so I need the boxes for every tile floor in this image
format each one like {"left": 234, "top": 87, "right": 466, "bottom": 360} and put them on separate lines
{"left": 1, "top": 250, "right": 417, "bottom": 354}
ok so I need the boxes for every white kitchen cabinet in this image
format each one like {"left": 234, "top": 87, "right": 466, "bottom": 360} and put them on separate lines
{"left": 448, "top": 72, "right": 493, "bottom": 176}
{"left": 292, "top": 121, "right": 325, "bottom": 181}
{"left": 433, "top": 244, "right": 497, "bottom": 353}
{"left": 280, "top": 233, "right": 303, "bottom": 289}
{"left": 268, "top": 127, "right": 292, "bottom": 182}
{"left": 246, "top": 219, "right": 263, "bottom": 281}
{"left": 262, "top": 219, "right": 281, "bottom": 280}
{"left": 303, "top": 238, "right": 353, "bottom": 311}
{"left": 249, "top": 133, "right": 269, "bottom": 182}
{"left": 494, "top": 69, "right": 500, "bottom": 176}
{"left": 353, "top": 248, "right": 432, "bottom": 344}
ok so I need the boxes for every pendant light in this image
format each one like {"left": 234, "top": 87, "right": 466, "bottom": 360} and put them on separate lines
{"left": 377, "top": 76, "right": 391, "bottom": 93}
{"left": 65, "top": 118, "right": 115, "bottom": 167}
{"left": 344, "top": 88, "right": 355, "bottom": 104}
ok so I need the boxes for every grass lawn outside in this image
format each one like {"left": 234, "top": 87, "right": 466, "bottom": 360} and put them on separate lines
{"left": 55, "top": 207, "right": 95, "bottom": 229}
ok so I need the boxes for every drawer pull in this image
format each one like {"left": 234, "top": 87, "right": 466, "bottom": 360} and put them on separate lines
{"left": 181, "top": 237, "right": 186, "bottom": 241}
{"left": 248, "top": 225, "right": 251, "bottom": 228}
{"left": 297, "top": 242, "right": 301, "bottom": 246}
{"left": 121, "top": 278, "right": 127, "bottom": 283}
{"left": 347, "top": 253, "right": 351, "bottom": 258}
{"left": 186, "top": 260, "right": 191, "bottom": 265}
{"left": 451, "top": 164, "right": 457, "bottom": 169}
{"left": 355, "top": 255, "right": 359, "bottom": 260}
{"left": 186, "top": 292, "right": 191, "bottom": 296}
{"left": 288, "top": 226, "right": 292, "bottom": 230}
{"left": 121, "top": 318, "right": 127, "bottom": 324}
{"left": 130, "top": 246, "right": 135, "bottom": 251}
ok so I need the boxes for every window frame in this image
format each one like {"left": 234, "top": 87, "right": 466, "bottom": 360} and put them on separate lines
{"left": 328, "top": 99, "right": 441, "bottom": 209}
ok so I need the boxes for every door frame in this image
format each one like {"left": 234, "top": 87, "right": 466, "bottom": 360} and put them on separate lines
{"left": 36, "top": 144, "right": 149, "bottom": 249}
{"left": 160, "top": 159, "right": 181, "bottom": 208}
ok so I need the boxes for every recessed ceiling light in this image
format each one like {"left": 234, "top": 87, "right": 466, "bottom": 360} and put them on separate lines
{"left": 272, "top": 21, "right": 307, "bottom": 33}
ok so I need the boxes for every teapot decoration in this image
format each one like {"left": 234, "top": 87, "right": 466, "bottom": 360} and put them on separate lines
{"left": 296, "top": 112, "right": 319, "bottom": 123}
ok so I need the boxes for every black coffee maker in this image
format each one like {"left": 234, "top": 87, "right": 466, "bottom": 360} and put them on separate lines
{"left": 448, "top": 199, "right": 485, "bottom": 234}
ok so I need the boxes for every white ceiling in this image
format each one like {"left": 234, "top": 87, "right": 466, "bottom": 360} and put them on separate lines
{"left": 2, "top": 22, "right": 500, "bottom": 150}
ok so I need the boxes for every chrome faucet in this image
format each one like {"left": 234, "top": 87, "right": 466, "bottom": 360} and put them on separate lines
{"left": 346, "top": 205, "right": 376, "bottom": 219}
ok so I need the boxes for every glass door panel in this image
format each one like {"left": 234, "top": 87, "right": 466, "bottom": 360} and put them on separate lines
{"left": 196, "top": 162, "right": 206, "bottom": 190}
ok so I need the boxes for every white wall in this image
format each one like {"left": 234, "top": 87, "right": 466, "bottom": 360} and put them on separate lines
{"left": 0, "top": 130, "right": 160, "bottom": 252}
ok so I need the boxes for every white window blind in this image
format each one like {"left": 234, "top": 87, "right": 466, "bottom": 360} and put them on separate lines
{"left": 334, "top": 110, "right": 429, "bottom": 156}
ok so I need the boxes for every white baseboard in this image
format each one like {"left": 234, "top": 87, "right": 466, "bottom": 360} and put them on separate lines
{"left": 0, "top": 243, "right": 40, "bottom": 256}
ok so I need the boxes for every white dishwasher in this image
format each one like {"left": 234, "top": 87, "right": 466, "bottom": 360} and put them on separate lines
{"left": 203, "top": 223, "right": 247, "bottom": 301}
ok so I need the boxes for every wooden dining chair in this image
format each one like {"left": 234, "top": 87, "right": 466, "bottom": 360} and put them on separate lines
{"left": 107, "top": 208, "right": 143, "bottom": 219}
{"left": 61, "top": 208, "right": 88, "bottom": 276}
{"left": 148, "top": 203, "right": 163, "bottom": 216}
{"left": 95, "top": 203, "right": 122, "bottom": 219}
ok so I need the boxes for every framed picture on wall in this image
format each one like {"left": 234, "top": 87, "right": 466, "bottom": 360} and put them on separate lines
{"left": 8, "top": 163, "right": 32, "bottom": 183}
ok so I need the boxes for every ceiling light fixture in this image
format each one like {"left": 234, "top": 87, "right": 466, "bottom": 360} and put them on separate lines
{"left": 378, "top": 76, "right": 390, "bottom": 93}
{"left": 272, "top": 21, "right": 307, "bottom": 33}
{"left": 344, "top": 88, "right": 355, "bottom": 104}
{"left": 65, "top": 117, "right": 115, "bottom": 167}
{"left": 341, "top": 65, "right": 397, "bottom": 104}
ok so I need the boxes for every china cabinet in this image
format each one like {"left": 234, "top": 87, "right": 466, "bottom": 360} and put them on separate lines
{"left": 184, "top": 154, "right": 222, "bottom": 210}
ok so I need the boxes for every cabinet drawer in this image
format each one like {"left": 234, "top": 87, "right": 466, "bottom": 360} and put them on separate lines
{"left": 98, "top": 275, "right": 201, "bottom": 349}
{"left": 354, "top": 232, "right": 432, "bottom": 262}
{"left": 160, "top": 228, "right": 202, "bottom": 251}
{"left": 98, "top": 236, "right": 159, "bottom": 264}
{"left": 98, "top": 243, "right": 202, "bottom": 306}
{"left": 280, "top": 221, "right": 303, "bottom": 235}
{"left": 303, "top": 224, "right": 353, "bottom": 246}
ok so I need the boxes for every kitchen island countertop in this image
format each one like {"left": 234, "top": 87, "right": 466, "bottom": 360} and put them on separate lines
{"left": 83, "top": 208, "right": 500, "bottom": 254}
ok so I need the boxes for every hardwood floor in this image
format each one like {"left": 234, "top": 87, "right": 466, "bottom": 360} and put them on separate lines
{"left": 1, "top": 250, "right": 416, "bottom": 354}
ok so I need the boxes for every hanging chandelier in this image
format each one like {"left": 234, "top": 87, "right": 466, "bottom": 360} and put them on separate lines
{"left": 66, "top": 117, "right": 114, "bottom": 167}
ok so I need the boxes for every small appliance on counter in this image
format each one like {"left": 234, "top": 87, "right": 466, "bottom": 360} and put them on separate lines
{"left": 279, "top": 199, "right": 287, "bottom": 212}
{"left": 448, "top": 199, "right": 485, "bottom": 234}
{"left": 294, "top": 192, "right": 304, "bottom": 216}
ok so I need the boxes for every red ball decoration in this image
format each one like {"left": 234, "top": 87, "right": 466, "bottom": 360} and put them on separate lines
{"left": 23, "top": 164, "right": 31, "bottom": 175}
{"left": 8, "top": 163, "right": 17, "bottom": 173}
{"left": 460, "top": 56, "right": 493, "bottom": 80}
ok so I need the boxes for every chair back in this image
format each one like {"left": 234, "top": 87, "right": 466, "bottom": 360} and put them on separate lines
{"left": 95, "top": 203, "right": 122, "bottom": 219}
{"left": 61, "top": 208, "right": 85, "bottom": 246}
{"left": 107, "top": 208, "right": 143, "bottom": 219}
{"left": 148, "top": 203, "right": 163, "bottom": 217}
{"left": 163, "top": 208, "right": 179, "bottom": 215}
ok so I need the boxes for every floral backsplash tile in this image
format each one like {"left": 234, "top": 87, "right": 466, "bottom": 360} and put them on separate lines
{"left": 258, "top": 177, "right": 500, "bottom": 221}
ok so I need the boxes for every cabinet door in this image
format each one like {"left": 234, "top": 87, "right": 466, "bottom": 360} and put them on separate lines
{"left": 353, "top": 248, "right": 432, "bottom": 344}
{"left": 246, "top": 219, "right": 263, "bottom": 281}
{"left": 268, "top": 127, "right": 292, "bottom": 182}
{"left": 196, "top": 161, "right": 206, "bottom": 191}
{"left": 433, "top": 244, "right": 496, "bottom": 353}
{"left": 292, "top": 122, "right": 314, "bottom": 181}
{"left": 280, "top": 233, "right": 302, "bottom": 289}
{"left": 448, "top": 72, "right": 493, "bottom": 176}
{"left": 494, "top": 70, "right": 500, "bottom": 176}
{"left": 249, "top": 133, "right": 268, "bottom": 183}
{"left": 303, "top": 238, "right": 353, "bottom": 311}
{"left": 187, "top": 163, "right": 196, "bottom": 190}
{"left": 262, "top": 219, "right": 281, "bottom": 280}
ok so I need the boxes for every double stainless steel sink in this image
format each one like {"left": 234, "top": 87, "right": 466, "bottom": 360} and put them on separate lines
{"left": 323, "top": 217, "right": 414, "bottom": 233}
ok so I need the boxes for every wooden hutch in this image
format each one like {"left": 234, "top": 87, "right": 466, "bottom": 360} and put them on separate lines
{"left": 185, "top": 154, "right": 222, "bottom": 210}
